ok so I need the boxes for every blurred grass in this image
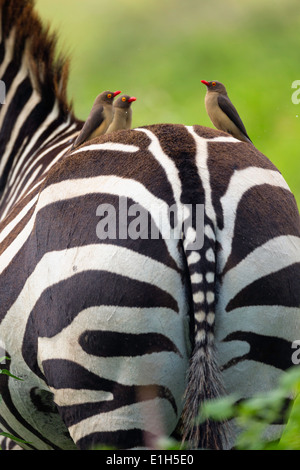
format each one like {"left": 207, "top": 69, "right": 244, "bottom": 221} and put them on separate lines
{"left": 36, "top": 0, "right": 300, "bottom": 206}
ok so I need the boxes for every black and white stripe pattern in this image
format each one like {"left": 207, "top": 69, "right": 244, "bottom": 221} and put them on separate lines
{"left": 0, "top": 0, "right": 300, "bottom": 450}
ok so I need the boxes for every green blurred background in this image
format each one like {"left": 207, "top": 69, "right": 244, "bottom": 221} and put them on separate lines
{"left": 36, "top": 0, "right": 300, "bottom": 206}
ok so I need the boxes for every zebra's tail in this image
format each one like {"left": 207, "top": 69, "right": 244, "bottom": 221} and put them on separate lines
{"left": 181, "top": 222, "right": 228, "bottom": 449}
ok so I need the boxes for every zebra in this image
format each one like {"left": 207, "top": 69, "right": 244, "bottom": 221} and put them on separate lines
{"left": 0, "top": 0, "right": 299, "bottom": 451}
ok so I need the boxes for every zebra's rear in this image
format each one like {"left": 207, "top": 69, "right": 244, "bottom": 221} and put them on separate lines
{"left": 2, "top": 122, "right": 299, "bottom": 450}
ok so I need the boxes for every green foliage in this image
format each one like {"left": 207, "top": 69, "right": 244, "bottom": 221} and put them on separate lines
{"left": 0, "top": 358, "right": 31, "bottom": 450}
{"left": 155, "top": 437, "right": 187, "bottom": 451}
{"left": 0, "top": 433, "right": 32, "bottom": 449}
{"left": 0, "top": 357, "right": 23, "bottom": 381}
{"left": 1, "top": 353, "right": 299, "bottom": 450}
{"left": 91, "top": 368, "right": 300, "bottom": 451}
{"left": 202, "top": 366, "right": 300, "bottom": 450}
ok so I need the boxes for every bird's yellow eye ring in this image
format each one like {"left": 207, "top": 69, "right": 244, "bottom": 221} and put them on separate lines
{"left": 122, "top": 97, "right": 126, "bottom": 102}
{"left": 212, "top": 82, "right": 216, "bottom": 86}
{"left": 107, "top": 93, "right": 112, "bottom": 99}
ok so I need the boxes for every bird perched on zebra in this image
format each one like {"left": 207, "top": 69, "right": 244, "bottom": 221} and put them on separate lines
{"left": 201, "top": 80, "right": 252, "bottom": 143}
{"left": 71, "top": 90, "right": 121, "bottom": 149}
{"left": 106, "top": 95, "right": 137, "bottom": 134}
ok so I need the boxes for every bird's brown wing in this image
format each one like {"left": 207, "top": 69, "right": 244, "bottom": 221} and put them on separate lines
{"left": 217, "top": 95, "right": 252, "bottom": 142}
{"left": 72, "top": 104, "right": 105, "bottom": 148}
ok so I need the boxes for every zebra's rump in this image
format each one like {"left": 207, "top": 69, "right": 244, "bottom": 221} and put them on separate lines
{"left": 0, "top": 123, "right": 299, "bottom": 449}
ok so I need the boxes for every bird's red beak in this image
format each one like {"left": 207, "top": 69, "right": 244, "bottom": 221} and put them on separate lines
{"left": 201, "top": 80, "right": 210, "bottom": 86}
{"left": 128, "top": 97, "right": 137, "bottom": 103}
{"left": 113, "top": 90, "right": 121, "bottom": 97}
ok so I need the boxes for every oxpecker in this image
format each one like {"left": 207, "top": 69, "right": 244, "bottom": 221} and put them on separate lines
{"left": 201, "top": 80, "right": 252, "bottom": 143}
{"left": 106, "top": 95, "right": 136, "bottom": 134}
{"left": 72, "top": 90, "right": 121, "bottom": 149}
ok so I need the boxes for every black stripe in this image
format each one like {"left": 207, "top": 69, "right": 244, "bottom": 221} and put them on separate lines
{"left": 42, "top": 359, "right": 178, "bottom": 423}
{"left": 223, "top": 185, "right": 300, "bottom": 275}
{"left": 76, "top": 428, "right": 156, "bottom": 450}
{"left": 0, "top": 204, "right": 35, "bottom": 256}
{"left": 22, "top": 271, "right": 178, "bottom": 378}
{"left": 227, "top": 263, "right": 300, "bottom": 311}
{"left": 206, "top": 141, "right": 279, "bottom": 231}
{"left": 45, "top": 128, "right": 176, "bottom": 208}
{"left": 0, "top": 193, "right": 180, "bottom": 324}
{"left": 145, "top": 124, "right": 203, "bottom": 206}
{"left": 28, "top": 271, "right": 179, "bottom": 338}
{"left": 79, "top": 331, "right": 181, "bottom": 357}
{"left": 0, "top": 77, "right": 33, "bottom": 192}
{"left": 222, "top": 331, "right": 294, "bottom": 370}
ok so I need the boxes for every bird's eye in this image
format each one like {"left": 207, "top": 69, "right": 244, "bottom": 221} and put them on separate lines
{"left": 212, "top": 82, "right": 216, "bottom": 86}
{"left": 122, "top": 97, "right": 126, "bottom": 102}
{"left": 107, "top": 93, "right": 112, "bottom": 99}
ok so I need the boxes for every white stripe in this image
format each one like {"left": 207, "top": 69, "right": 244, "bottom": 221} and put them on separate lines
{"left": 208, "top": 136, "right": 240, "bottom": 143}
{"left": 0, "top": 177, "right": 44, "bottom": 224}
{"left": 135, "top": 128, "right": 182, "bottom": 208}
{"left": 218, "top": 167, "right": 291, "bottom": 272}
{"left": 0, "top": 245, "right": 183, "bottom": 369}
{"left": 1, "top": 244, "right": 181, "bottom": 320}
{"left": 0, "top": 89, "right": 41, "bottom": 176}
{"left": 15, "top": 164, "right": 43, "bottom": 201}
{"left": 0, "top": 194, "right": 38, "bottom": 244}
{"left": 186, "top": 126, "right": 217, "bottom": 225}
{"left": 38, "top": 304, "right": 188, "bottom": 387}
{"left": 52, "top": 388, "right": 114, "bottom": 407}
{"left": 0, "top": 28, "right": 16, "bottom": 78}
{"left": 0, "top": 54, "right": 28, "bottom": 128}
{"left": 36, "top": 175, "right": 183, "bottom": 266}
{"left": 68, "top": 398, "right": 176, "bottom": 444}
{"left": 0, "top": 208, "right": 37, "bottom": 276}
{"left": 220, "top": 235, "right": 300, "bottom": 311}
{"left": 135, "top": 128, "right": 194, "bottom": 238}
{"left": 8, "top": 101, "right": 61, "bottom": 183}
{"left": 0, "top": 400, "right": 52, "bottom": 450}
{"left": 0, "top": 138, "right": 29, "bottom": 216}
{"left": 134, "top": 128, "right": 196, "bottom": 241}
{"left": 0, "top": 90, "right": 41, "bottom": 174}
{"left": 71, "top": 142, "right": 140, "bottom": 154}
{"left": 2, "top": 133, "right": 71, "bottom": 218}
{"left": 204, "top": 224, "right": 215, "bottom": 240}
{"left": 0, "top": 174, "right": 185, "bottom": 280}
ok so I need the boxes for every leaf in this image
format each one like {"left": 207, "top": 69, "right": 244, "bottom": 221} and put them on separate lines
{"left": 201, "top": 395, "right": 238, "bottom": 422}
{"left": 279, "top": 366, "right": 300, "bottom": 392}
{"left": 155, "top": 436, "right": 185, "bottom": 450}
{"left": 0, "top": 357, "right": 10, "bottom": 363}
{"left": 0, "top": 369, "right": 23, "bottom": 381}
{"left": 0, "top": 432, "right": 32, "bottom": 445}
